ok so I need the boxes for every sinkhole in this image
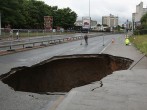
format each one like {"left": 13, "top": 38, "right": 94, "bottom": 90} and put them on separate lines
{"left": 0, "top": 54, "right": 133, "bottom": 93}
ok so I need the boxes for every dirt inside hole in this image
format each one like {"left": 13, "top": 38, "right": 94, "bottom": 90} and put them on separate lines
{"left": 0, "top": 54, "right": 133, "bottom": 93}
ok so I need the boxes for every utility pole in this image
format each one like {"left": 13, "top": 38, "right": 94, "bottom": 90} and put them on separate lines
{"left": 103, "top": 34, "right": 104, "bottom": 46}
{"left": 89, "top": 0, "right": 90, "bottom": 18}
{"left": 126, "top": 19, "right": 128, "bottom": 35}
{"left": 89, "top": 0, "right": 91, "bottom": 32}
{"left": 132, "top": 14, "right": 135, "bottom": 35}
{"left": 0, "top": 12, "right": 1, "bottom": 35}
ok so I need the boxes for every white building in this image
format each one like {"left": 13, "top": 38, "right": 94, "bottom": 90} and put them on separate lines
{"left": 132, "top": 2, "right": 147, "bottom": 25}
{"left": 74, "top": 20, "right": 83, "bottom": 26}
{"left": 90, "top": 20, "right": 97, "bottom": 29}
{"left": 102, "top": 14, "right": 118, "bottom": 27}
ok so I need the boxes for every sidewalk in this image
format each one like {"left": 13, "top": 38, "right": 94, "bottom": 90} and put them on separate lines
{"left": 55, "top": 35, "right": 147, "bottom": 110}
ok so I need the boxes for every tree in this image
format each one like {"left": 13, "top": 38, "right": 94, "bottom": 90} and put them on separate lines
{"left": 102, "top": 24, "right": 108, "bottom": 27}
{"left": 0, "top": 0, "right": 25, "bottom": 28}
{"left": 115, "top": 25, "right": 121, "bottom": 31}
{"left": 22, "top": 0, "right": 53, "bottom": 29}
{"left": 0, "top": 0, "right": 77, "bottom": 29}
{"left": 97, "top": 24, "right": 101, "bottom": 26}
{"left": 140, "top": 13, "right": 147, "bottom": 29}
{"left": 53, "top": 7, "right": 77, "bottom": 29}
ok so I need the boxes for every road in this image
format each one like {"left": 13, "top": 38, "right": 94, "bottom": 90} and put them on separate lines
{"left": 0, "top": 33, "right": 127, "bottom": 110}
{"left": 0, "top": 34, "right": 122, "bottom": 75}
{"left": 0, "top": 33, "right": 104, "bottom": 51}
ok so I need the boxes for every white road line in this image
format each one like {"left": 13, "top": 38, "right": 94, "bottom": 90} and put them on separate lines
{"left": 99, "top": 41, "right": 111, "bottom": 54}
{"left": 70, "top": 48, "right": 77, "bottom": 51}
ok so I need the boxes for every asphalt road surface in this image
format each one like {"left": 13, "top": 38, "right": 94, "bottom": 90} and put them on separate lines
{"left": 0, "top": 33, "right": 103, "bottom": 51}
{"left": 0, "top": 33, "right": 126, "bottom": 110}
{"left": 0, "top": 34, "right": 123, "bottom": 75}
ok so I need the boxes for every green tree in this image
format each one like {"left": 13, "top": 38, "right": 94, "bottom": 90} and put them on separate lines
{"left": 22, "top": 0, "right": 53, "bottom": 29}
{"left": 115, "top": 25, "right": 121, "bottom": 31}
{"left": 0, "top": 0, "right": 77, "bottom": 29}
{"left": 53, "top": 7, "right": 77, "bottom": 29}
{"left": 0, "top": 0, "right": 25, "bottom": 28}
{"left": 102, "top": 24, "right": 108, "bottom": 27}
{"left": 97, "top": 24, "right": 101, "bottom": 26}
{"left": 141, "top": 13, "right": 147, "bottom": 29}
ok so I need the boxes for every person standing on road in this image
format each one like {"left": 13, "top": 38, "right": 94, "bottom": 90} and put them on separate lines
{"left": 9, "top": 30, "right": 13, "bottom": 37}
{"left": 9, "top": 29, "right": 13, "bottom": 40}
{"left": 84, "top": 34, "right": 88, "bottom": 45}
{"left": 125, "top": 37, "right": 130, "bottom": 45}
{"left": 16, "top": 31, "right": 19, "bottom": 39}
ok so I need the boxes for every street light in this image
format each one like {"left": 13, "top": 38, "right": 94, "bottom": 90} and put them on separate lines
{"left": 0, "top": 12, "right": 1, "bottom": 35}
{"left": 126, "top": 19, "right": 128, "bottom": 34}
{"left": 132, "top": 15, "right": 135, "bottom": 35}
{"left": 89, "top": 0, "right": 91, "bottom": 32}
{"left": 89, "top": 0, "right": 90, "bottom": 18}
{"left": 102, "top": 34, "right": 104, "bottom": 46}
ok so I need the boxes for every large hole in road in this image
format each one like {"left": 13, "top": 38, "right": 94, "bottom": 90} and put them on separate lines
{"left": 0, "top": 54, "right": 133, "bottom": 93}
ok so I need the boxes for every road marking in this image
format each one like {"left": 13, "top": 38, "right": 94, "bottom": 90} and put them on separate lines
{"left": 99, "top": 41, "right": 111, "bottom": 54}
{"left": 47, "top": 96, "right": 65, "bottom": 110}
{"left": 70, "top": 48, "right": 77, "bottom": 51}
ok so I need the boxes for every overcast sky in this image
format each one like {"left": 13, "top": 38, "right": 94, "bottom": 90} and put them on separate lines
{"left": 42, "top": 0, "right": 147, "bottom": 24}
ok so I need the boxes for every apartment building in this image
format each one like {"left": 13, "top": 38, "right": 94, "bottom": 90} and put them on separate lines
{"left": 102, "top": 14, "right": 118, "bottom": 27}
{"left": 132, "top": 2, "right": 147, "bottom": 26}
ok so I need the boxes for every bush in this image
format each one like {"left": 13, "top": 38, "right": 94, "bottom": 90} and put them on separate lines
{"left": 134, "top": 29, "right": 147, "bottom": 35}
{"left": 134, "top": 30, "right": 140, "bottom": 35}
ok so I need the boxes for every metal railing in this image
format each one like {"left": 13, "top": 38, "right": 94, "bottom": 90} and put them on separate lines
{"left": 0, "top": 36, "right": 84, "bottom": 51}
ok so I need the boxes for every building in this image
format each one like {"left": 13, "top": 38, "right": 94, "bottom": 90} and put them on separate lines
{"left": 102, "top": 14, "right": 118, "bottom": 27}
{"left": 74, "top": 20, "right": 83, "bottom": 26}
{"left": 132, "top": 2, "right": 147, "bottom": 26}
{"left": 90, "top": 20, "right": 97, "bottom": 29}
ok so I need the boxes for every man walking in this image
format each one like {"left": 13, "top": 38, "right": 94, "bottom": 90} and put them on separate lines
{"left": 16, "top": 31, "right": 19, "bottom": 39}
{"left": 84, "top": 34, "right": 88, "bottom": 45}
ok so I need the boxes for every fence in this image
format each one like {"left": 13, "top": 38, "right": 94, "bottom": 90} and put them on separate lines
{"left": 0, "top": 36, "right": 84, "bottom": 52}
{"left": 0, "top": 28, "right": 74, "bottom": 40}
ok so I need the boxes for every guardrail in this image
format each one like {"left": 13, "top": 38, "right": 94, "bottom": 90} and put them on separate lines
{"left": 0, "top": 36, "right": 84, "bottom": 51}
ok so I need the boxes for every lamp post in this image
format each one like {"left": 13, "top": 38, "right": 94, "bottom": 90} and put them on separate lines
{"left": 89, "top": 0, "right": 91, "bottom": 32}
{"left": 126, "top": 19, "right": 128, "bottom": 34}
{"left": 132, "top": 17, "right": 135, "bottom": 35}
{"left": 132, "top": 19, "right": 134, "bottom": 35}
{"left": 103, "top": 34, "right": 104, "bottom": 46}
{"left": 0, "top": 12, "right": 1, "bottom": 35}
{"left": 89, "top": 0, "right": 90, "bottom": 18}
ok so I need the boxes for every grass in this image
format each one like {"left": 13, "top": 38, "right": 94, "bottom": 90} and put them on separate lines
{"left": 129, "top": 35, "right": 147, "bottom": 55}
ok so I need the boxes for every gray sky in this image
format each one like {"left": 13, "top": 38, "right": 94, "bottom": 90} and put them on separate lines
{"left": 42, "top": 0, "right": 147, "bottom": 24}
